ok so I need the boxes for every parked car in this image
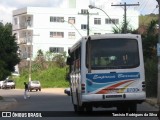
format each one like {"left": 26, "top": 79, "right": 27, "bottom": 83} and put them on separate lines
{"left": 28, "top": 80, "right": 41, "bottom": 92}
{"left": 3, "top": 80, "right": 15, "bottom": 89}
{"left": 64, "top": 88, "right": 71, "bottom": 96}
{"left": 12, "top": 71, "right": 20, "bottom": 76}
{"left": 0, "top": 81, "right": 4, "bottom": 89}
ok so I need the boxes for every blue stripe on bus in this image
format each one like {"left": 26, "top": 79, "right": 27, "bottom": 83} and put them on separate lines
{"left": 86, "top": 72, "right": 140, "bottom": 83}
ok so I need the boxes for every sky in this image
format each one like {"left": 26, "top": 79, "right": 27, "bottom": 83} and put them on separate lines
{"left": 0, "top": 0, "right": 159, "bottom": 24}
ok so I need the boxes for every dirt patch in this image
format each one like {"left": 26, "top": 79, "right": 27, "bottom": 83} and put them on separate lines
{"left": 41, "top": 88, "right": 65, "bottom": 95}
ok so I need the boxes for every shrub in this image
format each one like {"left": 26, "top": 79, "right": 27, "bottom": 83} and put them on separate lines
{"left": 145, "top": 57, "right": 157, "bottom": 97}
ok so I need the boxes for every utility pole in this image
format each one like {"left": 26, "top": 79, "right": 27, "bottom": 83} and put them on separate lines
{"left": 28, "top": 34, "right": 39, "bottom": 82}
{"left": 78, "top": 10, "right": 98, "bottom": 36}
{"left": 87, "top": 11, "right": 89, "bottom": 36}
{"left": 111, "top": 2, "right": 139, "bottom": 33}
{"left": 156, "top": 0, "right": 160, "bottom": 107}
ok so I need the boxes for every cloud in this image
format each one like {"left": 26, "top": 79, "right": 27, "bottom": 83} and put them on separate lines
{"left": 91, "top": 0, "right": 121, "bottom": 9}
{"left": 0, "top": 4, "right": 16, "bottom": 24}
{"left": 0, "top": 0, "right": 64, "bottom": 24}
{"left": 137, "top": 0, "right": 158, "bottom": 15}
{"left": 119, "top": 0, "right": 158, "bottom": 15}
{"left": 0, "top": 0, "right": 63, "bottom": 8}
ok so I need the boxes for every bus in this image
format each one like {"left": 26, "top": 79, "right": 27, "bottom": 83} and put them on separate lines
{"left": 66, "top": 34, "right": 146, "bottom": 112}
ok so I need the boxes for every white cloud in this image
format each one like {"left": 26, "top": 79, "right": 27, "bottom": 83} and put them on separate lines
{"left": 119, "top": 0, "right": 158, "bottom": 15}
{"left": 0, "top": 4, "right": 17, "bottom": 24}
{"left": 0, "top": 0, "right": 64, "bottom": 24}
{"left": 138, "top": 0, "right": 158, "bottom": 15}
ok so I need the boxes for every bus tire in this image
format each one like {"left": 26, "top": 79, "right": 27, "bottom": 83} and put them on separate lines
{"left": 74, "top": 104, "right": 84, "bottom": 113}
{"left": 129, "top": 104, "right": 137, "bottom": 112}
{"left": 70, "top": 88, "right": 74, "bottom": 104}
{"left": 117, "top": 106, "right": 129, "bottom": 112}
{"left": 73, "top": 104, "right": 78, "bottom": 112}
{"left": 76, "top": 89, "right": 84, "bottom": 113}
{"left": 85, "top": 105, "right": 93, "bottom": 112}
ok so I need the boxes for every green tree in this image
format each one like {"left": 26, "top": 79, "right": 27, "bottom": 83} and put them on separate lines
{"left": 0, "top": 23, "right": 20, "bottom": 79}
{"left": 33, "top": 49, "right": 46, "bottom": 71}
{"left": 52, "top": 52, "right": 67, "bottom": 68}
{"left": 141, "top": 20, "right": 158, "bottom": 97}
{"left": 112, "top": 21, "right": 133, "bottom": 33}
{"left": 142, "top": 20, "right": 158, "bottom": 60}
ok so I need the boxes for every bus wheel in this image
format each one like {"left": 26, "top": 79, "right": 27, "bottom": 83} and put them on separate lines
{"left": 78, "top": 106, "right": 84, "bottom": 112}
{"left": 73, "top": 104, "right": 78, "bottom": 112}
{"left": 129, "top": 104, "right": 137, "bottom": 112}
{"left": 74, "top": 104, "right": 84, "bottom": 113}
{"left": 117, "top": 106, "right": 129, "bottom": 112}
{"left": 85, "top": 105, "right": 93, "bottom": 112}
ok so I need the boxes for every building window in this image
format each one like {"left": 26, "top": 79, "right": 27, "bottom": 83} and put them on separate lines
{"left": 68, "top": 17, "right": 75, "bottom": 24}
{"left": 14, "top": 18, "right": 17, "bottom": 25}
{"left": 105, "top": 18, "right": 119, "bottom": 24}
{"left": 94, "top": 18, "right": 101, "bottom": 25}
{"left": 68, "top": 32, "right": 75, "bottom": 39}
{"left": 81, "top": 9, "right": 88, "bottom": 14}
{"left": 49, "top": 47, "right": 64, "bottom": 53}
{"left": 50, "top": 16, "right": 64, "bottom": 22}
{"left": 27, "top": 17, "right": 32, "bottom": 26}
{"left": 81, "top": 24, "right": 87, "bottom": 29}
{"left": 50, "top": 32, "right": 64, "bottom": 38}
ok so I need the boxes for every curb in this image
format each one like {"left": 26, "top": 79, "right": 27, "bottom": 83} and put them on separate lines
{"left": 146, "top": 98, "right": 159, "bottom": 109}
{"left": 0, "top": 98, "right": 17, "bottom": 110}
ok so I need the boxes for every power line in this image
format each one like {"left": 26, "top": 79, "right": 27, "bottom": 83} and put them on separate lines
{"left": 137, "top": 0, "right": 148, "bottom": 11}
{"left": 111, "top": 2, "right": 139, "bottom": 33}
{"left": 140, "top": 0, "right": 150, "bottom": 13}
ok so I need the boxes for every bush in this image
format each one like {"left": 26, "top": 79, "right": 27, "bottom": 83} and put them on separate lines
{"left": 14, "top": 62, "right": 69, "bottom": 88}
{"left": 145, "top": 57, "right": 157, "bottom": 97}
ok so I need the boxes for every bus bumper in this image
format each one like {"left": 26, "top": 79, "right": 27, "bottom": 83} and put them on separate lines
{"left": 82, "top": 92, "right": 146, "bottom": 103}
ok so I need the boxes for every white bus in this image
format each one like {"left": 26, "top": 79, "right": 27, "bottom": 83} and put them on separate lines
{"left": 67, "top": 34, "right": 146, "bottom": 112}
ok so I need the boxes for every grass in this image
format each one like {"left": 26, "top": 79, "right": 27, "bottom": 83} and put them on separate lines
{"left": 13, "top": 65, "right": 69, "bottom": 89}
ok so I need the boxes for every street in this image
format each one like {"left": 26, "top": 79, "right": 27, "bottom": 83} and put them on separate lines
{"left": 0, "top": 89, "right": 159, "bottom": 120}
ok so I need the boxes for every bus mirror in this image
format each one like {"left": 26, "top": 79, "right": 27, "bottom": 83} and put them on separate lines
{"left": 66, "top": 57, "right": 73, "bottom": 65}
{"left": 66, "top": 73, "right": 70, "bottom": 81}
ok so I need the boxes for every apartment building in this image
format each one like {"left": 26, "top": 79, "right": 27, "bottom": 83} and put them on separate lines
{"left": 12, "top": 0, "right": 139, "bottom": 62}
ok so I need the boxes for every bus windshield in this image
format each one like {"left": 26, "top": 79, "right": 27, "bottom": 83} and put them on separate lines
{"left": 86, "top": 38, "right": 140, "bottom": 69}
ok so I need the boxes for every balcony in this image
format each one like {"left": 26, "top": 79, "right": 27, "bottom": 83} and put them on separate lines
{"left": 19, "top": 38, "right": 27, "bottom": 44}
{"left": 20, "top": 21, "right": 32, "bottom": 29}
{"left": 19, "top": 37, "right": 32, "bottom": 44}
{"left": 20, "top": 52, "right": 28, "bottom": 59}
{"left": 19, "top": 15, "right": 33, "bottom": 29}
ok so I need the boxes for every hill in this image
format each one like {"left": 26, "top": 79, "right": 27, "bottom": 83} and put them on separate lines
{"left": 139, "top": 14, "right": 158, "bottom": 26}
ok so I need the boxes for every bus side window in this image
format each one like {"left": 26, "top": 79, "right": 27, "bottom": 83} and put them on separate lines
{"left": 74, "top": 47, "right": 81, "bottom": 71}
{"left": 66, "top": 57, "right": 73, "bottom": 65}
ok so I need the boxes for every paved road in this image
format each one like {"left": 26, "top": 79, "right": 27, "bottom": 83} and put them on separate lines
{"left": 0, "top": 89, "right": 159, "bottom": 120}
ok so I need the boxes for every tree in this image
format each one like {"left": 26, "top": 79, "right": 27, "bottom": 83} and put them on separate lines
{"left": 33, "top": 49, "right": 46, "bottom": 71}
{"left": 52, "top": 52, "right": 67, "bottom": 68}
{"left": 0, "top": 23, "right": 20, "bottom": 80}
{"left": 142, "top": 20, "right": 158, "bottom": 60}
{"left": 112, "top": 21, "right": 133, "bottom": 33}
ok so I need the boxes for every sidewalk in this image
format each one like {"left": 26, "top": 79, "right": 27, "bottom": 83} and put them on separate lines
{"left": 0, "top": 97, "right": 17, "bottom": 110}
{"left": 146, "top": 98, "right": 159, "bottom": 108}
